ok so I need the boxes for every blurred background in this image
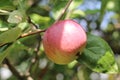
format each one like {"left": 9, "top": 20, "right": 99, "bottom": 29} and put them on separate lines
{"left": 0, "top": 0, "right": 120, "bottom": 80}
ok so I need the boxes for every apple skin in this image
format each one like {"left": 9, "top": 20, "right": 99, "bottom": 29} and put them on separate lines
{"left": 43, "top": 20, "right": 87, "bottom": 64}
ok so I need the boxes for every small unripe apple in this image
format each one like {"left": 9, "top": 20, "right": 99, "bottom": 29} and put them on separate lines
{"left": 43, "top": 20, "right": 87, "bottom": 64}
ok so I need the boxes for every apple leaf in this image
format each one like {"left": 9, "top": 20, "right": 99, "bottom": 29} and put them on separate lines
{"left": 0, "top": 44, "right": 13, "bottom": 64}
{"left": 77, "top": 33, "right": 119, "bottom": 73}
{"left": 0, "top": 0, "right": 15, "bottom": 10}
{"left": 0, "top": 27, "right": 22, "bottom": 46}
{"left": 68, "top": 0, "right": 83, "bottom": 10}
{"left": 7, "top": 10, "right": 25, "bottom": 23}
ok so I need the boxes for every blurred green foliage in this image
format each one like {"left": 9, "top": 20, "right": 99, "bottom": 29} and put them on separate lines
{"left": 0, "top": 0, "right": 120, "bottom": 80}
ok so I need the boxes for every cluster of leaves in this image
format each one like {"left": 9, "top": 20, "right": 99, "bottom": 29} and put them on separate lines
{"left": 0, "top": 0, "right": 120, "bottom": 80}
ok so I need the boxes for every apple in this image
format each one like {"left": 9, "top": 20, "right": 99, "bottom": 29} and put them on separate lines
{"left": 43, "top": 20, "right": 87, "bottom": 64}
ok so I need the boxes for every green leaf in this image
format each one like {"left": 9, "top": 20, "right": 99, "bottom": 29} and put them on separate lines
{"left": 0, "top": 27, "right": 22, "bottom": 46}
{"left": 7, "top": 10, "right": 26, "bottom": 23}
{"left": 77, "top": 33, "right": 119, "bottom": 73}
{"left": 0, "top": 44, "right": 13, "bottom": 64}
{"left": 51, "top": 0, "right": 68, "bottom": 20}
{"left": 20, "top": 34, "right": 40, "bottom": 48}
{"left": 0, "top": 0, "right": 15, "bottom": 10}
{"left": 30, "top": 13, "right": 50, "bottom": 29}
{"left": 114, "top": 0, "right": 120, "bottom": 13}
{"left": 17, "top": 22, "right": 29, "bottom": 31}
{"left": 85, "top": 9, "right": 100, "bottom": 14}
{"left": 51, "top": 0, "right": 68, "bottom": 12}
{"left": 69, "top": 0, "right": 83, "bottom": 10}
{"left": 7, "top": 41, "right": 29, "bottom": 65}
{"left": 70, "top": 10, "right": 85, "bottom": 18}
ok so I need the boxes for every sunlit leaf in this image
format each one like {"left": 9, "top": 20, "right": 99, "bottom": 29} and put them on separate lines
{"left": 67, "top": 60, "right": 78, "bottom": 69}
{"left": 17, "top": 22, "right": 29, "bottom": 31}
{"left": 106, "top": 1, "right": 115, "bottom": 10}
{"left": 70, "top": 10, "right": 85, "bottom": 18}
{"left": 69, "top": 0, "right": 83, "bottom": 10}
{"left": 77, "top": 33, "right": 119, "bottom": 73}
{"left": 30, "top": 14, "right": 50, "bottom": 23}
{"left": 7, "top": 10, "right": 26, "bottom": 23}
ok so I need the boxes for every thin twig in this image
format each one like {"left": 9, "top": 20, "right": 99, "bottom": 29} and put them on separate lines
{"left": 3, "top": 58, "right": 26, "bottom": 80}
{"left": 19, "top": 29, "right": 46, "bottom": 38}
{"left": 38, "top": 65, "right": 49, "bottom": 80}
{"left": 27, "top": 16, "right": 38, "bottom": 29}
{"left": 0, "top": 29, "right": 46, "bottom": 47}
{"left": 26, "top": 17, "right": 42, "bottom": 79}
{"left": 55, "top": 0, "right": 73, "bottom": 22}
{"left": 28, "top": 35, "right": 41, "bottom": 72}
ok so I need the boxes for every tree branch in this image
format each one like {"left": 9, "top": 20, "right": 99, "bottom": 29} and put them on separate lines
{"left": 26, "top": 16, "right": 42, "bottom": 79}
{"left": 38, "top": 65, "right": 49, "bottom": 80}
{"left": 55, "top": 0, "right": 73, "bottom": 22}
{"left": 3, "top": 58, "right": 26, "bottom": 80}
{"left": 0, "top": 0, "right": 72, "bottom": 47}
{"left": 27, "top": 35, "right": 41, "bottom": 72}
{"left": 27, "top": 16, "right": 39, "bottom": 29}
{"left": 0, "top": 29, "right": 46, "bottom": 47}
{"left": 19, "top": 29, "right": 46, "bottom": 38}
{"left": 2, "top": 17, "right": 43, "bottom": 80}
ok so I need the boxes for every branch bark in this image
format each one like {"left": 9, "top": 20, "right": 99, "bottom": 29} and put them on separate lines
{"left": 3, "top": 58, "right": 26, "bottom": 80}
{"left": 26, "top": 16, "right": 42, "bottom": 79}
{"left": 19, "top": 29, "right": 46, "bottom": 38}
